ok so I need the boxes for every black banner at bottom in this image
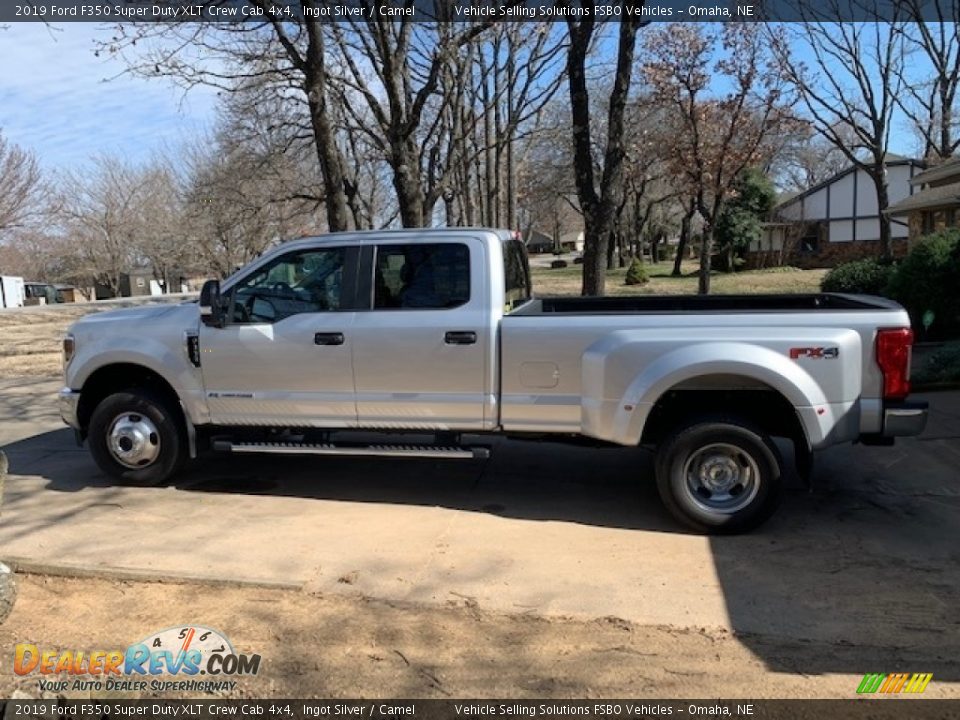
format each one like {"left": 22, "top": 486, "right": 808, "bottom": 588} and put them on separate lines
{"left": 2, "top": 700, "right": 959, "bottom": 720}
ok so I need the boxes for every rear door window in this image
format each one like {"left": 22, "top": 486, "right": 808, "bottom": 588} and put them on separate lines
{"left": 503, "top": 238, "right": 532, "bottom": 312}
{"left": 374, "top": 243, "right": 470, "bottom": 310}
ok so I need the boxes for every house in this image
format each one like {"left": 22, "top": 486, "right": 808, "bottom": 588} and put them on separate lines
{"left": 94, "top": 269, "right": 189, "bottom": 300}
{"left": 747, "top": 155, "right": 925, "bottom": 268}
{"left": 54, "top": 284, "right": 78, "bottom": 303}
{"left": 524, "top": 229, "right": 556, "bottom": 254}
{"left": 886, "top": 156, "right": 960, "bottom": 240}
{"left": 558, "top": 231, "right": 584, "bottom": 253}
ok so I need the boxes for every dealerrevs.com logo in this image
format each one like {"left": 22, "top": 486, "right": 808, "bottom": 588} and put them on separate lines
{"left": 14, "top": 625, "right": 261, "bottom": 694}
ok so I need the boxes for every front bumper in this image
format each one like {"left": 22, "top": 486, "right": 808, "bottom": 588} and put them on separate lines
{"left": 58, "top": 387, "right": 81, "bottom": 430}
{"left": 882, "top": 400, "right": 928, "bottom": 437}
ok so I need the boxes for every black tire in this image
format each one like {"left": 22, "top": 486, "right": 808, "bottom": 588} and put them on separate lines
{"left": 88, "top": 390, "right": 186, "bottom": 485}
{"left": 655, "top": 416, "right": 783, "bottom": 534}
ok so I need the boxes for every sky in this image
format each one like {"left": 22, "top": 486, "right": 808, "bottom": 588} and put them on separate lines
{"left": 0, "top": 21, "right": 922, "bottom": 177}
{"left": 0, "top": 23, "right": 218, "bottom": 172}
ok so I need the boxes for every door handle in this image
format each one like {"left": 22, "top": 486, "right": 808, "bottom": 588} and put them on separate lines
{"left": 444, "top": 331, "right": 477, "bottom": 345}
{"left": 314, "top": 332, "right": 345, "bottom": 346}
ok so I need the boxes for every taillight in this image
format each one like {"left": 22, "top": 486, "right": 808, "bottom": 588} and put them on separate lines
{"left": 876, "top": 328, "right": 913, "bottom": 400}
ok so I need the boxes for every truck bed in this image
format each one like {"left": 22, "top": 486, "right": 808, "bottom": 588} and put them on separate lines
{"left": 511, "top": 293, "right": 899, "bottom": 315}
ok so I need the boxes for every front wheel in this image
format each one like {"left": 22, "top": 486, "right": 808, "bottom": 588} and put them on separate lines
{"left": 88, "top": 390, "right": 186, "bottom": 485}
{"left": 655, "top": 417, "right": 783, "bottom": 534}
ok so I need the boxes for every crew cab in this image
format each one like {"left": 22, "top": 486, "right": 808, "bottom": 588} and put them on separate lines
{"left": 58, "top": 229, "right": 928, "bottom": 533}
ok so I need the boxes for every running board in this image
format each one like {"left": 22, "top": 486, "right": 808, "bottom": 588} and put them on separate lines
{"left": 213, "top": 440, "right": 490, "bottom": 460}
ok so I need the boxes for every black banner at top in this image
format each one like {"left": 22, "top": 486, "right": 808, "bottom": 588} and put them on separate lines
{"left": 2, "top": 0, "right": 959, "bottom": 23}
{"left": 3, "top": 699, "right": 960, "bottom": 720}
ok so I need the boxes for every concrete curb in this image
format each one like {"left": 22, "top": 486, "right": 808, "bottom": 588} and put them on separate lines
{"left": 4, "top": 557, "right": 304, "bottom": 592}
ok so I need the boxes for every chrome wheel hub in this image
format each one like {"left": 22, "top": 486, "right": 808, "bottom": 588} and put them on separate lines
{"left": 107, "top": 413, "right": 161, "bottom": 469}
{"left": 683, "top": 443, "right": 761, "bottom": 514}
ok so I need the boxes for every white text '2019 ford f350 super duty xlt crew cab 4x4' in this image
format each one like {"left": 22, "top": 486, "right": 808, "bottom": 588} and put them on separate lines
{"left": 59, "top": 228, "right": 927, "bottom": 533}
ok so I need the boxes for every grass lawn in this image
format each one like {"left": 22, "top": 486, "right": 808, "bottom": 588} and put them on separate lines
{"left": 531, "top": 261, "right": 828, "bottom": 297}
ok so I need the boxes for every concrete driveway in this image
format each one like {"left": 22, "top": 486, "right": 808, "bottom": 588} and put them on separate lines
{"left": 1, "top": 376, "right": 958, "bottom": 681}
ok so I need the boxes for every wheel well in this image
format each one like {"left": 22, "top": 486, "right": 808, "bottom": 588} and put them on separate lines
{"left": 640, "top": 376, "right": 808, "bottom": 450}
{"left": 76, "top": 363, "right": 185, "bottom": 433}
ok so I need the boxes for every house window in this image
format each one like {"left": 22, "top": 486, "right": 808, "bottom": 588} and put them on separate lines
{"left": 946, "top": 208, "right": 956, "bottom": 227}
{"left": 800, "top": 223, "right": 821, "bottom": 253}
{"left": 922, "top": 211, "right": 934, "bottom": 234}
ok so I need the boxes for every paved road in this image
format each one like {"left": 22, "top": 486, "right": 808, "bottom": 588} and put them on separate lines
{"left": 1, "top": 376, "right": 958, "bottom": 680}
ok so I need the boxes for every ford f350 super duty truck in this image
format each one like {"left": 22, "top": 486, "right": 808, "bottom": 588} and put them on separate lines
{"left": 59, "top": 228, "right": 928, "bottom": 533}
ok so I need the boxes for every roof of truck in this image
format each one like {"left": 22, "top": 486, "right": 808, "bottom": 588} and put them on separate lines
{"left": 284, "top": 227, "right": 516, "bottom": 247}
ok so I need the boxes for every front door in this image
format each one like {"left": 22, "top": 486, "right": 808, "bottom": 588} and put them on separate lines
{"left": 199, "top": 245, "right": 358, "bottom": 428}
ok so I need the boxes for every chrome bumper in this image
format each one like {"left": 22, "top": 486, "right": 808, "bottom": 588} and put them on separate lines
{"left": 58, "top": 388, "right": 81, "bottom": 430}
{"left": 882, "top": 401, "right": 928, "bottom": 438}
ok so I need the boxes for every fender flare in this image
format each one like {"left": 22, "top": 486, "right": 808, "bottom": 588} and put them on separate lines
{"left": 583, "top": 341, "right": 830, "bottom": 446}
{"left": 71, "top": 341, "right": 208, "bottom": 426}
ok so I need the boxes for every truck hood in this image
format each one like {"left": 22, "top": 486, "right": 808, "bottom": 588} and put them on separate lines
{"left": 69, "top": 301, "right": 198, "bottom": 333}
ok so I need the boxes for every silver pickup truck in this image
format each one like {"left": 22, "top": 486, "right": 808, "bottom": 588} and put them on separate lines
{"left": 59, "top": 228, "right": 927, "bottom": 533}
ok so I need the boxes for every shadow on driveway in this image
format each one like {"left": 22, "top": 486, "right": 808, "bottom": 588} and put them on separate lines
{"left": 2, "top": 410, "right": 959, "bottom": 682}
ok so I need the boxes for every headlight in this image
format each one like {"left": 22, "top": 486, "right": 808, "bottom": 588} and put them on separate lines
{"left": 63, "top": 334, "right": 75, "bottom": 364}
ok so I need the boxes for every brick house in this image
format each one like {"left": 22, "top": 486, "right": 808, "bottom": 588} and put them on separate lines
{"left": 747, "top": 155, "right": 925, "bottom": 268}
{"left": 886, "top": 156, "right": 960, "bottom": 241}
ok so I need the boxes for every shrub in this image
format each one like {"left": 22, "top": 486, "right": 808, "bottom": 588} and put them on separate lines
{"left": 550, "top": 259, "right": 568, "bottom": 269}
{"left": 656, "top": 246, "right": 671, "bottom": 262}
{"left": 886, "top": 229, "right": 960, "bottom": 340}
{"left": 821, "top": 258, "right": 896, "bottom": 295}
{"left": 624, "top": 257, "right": 649, "bottom": 286}
{"left": 912, "top": 341, "right": 960, "bottom": 386}
{"left": 573, "top": 256, "right": 584, "bottom": 265}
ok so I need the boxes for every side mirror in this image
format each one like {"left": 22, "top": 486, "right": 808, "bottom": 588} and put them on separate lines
{"left": 199, "top": 279, "right": 225, "bottom": 328}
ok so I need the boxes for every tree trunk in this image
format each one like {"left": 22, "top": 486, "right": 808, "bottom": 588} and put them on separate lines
{"left": 698, "top": 196, "right": 715, "bottom": 295}
{"left": 581, "top": 222, "right": 605, "bottom": 297}
{"left": 875, "top": 173, "right": 893, "bottom": 259}
{"left": 393, "top": 140, "right": 426, "bottom": 228}
{"left": 304, "top": 24, "right": 350, "bottom": 233}
{"left": 698, "top": 225, "right": 713, "bottom": 295}
{"left": 673, "top": 200, "right": 696, "bottom": 277}
{"left": 566, "top": 16, "right": 641, "bottom": 297}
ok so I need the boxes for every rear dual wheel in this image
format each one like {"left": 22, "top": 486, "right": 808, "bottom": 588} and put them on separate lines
{"left": 655, "top": 417, "right": 784, "bottom": 534}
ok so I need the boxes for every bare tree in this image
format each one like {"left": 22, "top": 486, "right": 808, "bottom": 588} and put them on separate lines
{"left": 566, "top": 11, "right": 644, "bottom": 297}
{"left": 516, "top": 103, "right": 581, "bottom": 248}
{"left": 180, "top": 128, "right": 321, "bottom": 279}
{"left": 103, "top": 15, "right": 352, "bottom": 231}
{"left": 60, "top": 156, "right": 143, "bottom": 297}
{"left": 0, "top": 133, "right": 48, "bottom": 237}
{"left": 328, "top": 14, "right": 521, "bottom": 227}
{"left": 0, "top": 231, "right": 62, "bottom": 281}
{"left": 776, "top": 10, "right": 905, "bottom": 258}
{"left": 770, "top": 123, "right": 858, "bottom": 191}
{"left": 896, "top": 6, "right": 960, "bottom": 161}
{"left": 133, "top": 163, "right": 194, "bottom": 293}
{"left": 643, "top": 23, "right": 794, "bottom": 294}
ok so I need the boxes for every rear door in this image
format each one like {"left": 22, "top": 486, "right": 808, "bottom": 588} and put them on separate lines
{"left": 199, "top": 244, "right": 360, "bottom": 427}
{"left": 349, "top": 238, "right": 493, "bottom": 430}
